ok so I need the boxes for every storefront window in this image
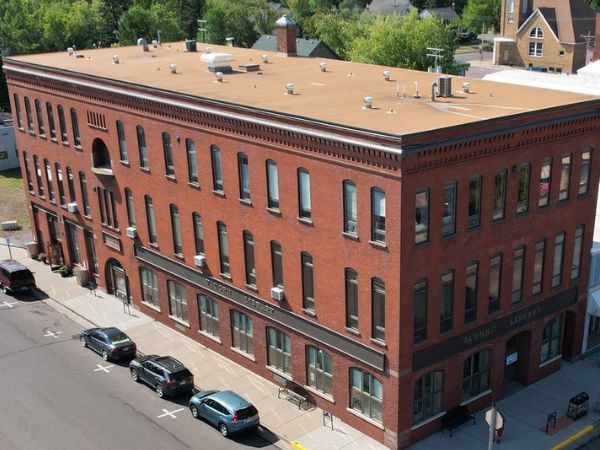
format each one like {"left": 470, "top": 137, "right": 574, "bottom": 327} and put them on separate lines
{"left": 541, "top": 316, "right": 561, "bottom": 363}
{"left": 463, "top": 350, "right": 491, "bottom": 400}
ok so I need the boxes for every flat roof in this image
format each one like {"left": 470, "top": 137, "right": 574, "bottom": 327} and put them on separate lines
{"left": 7, "top": 42, "right": 597, "bottom": 136}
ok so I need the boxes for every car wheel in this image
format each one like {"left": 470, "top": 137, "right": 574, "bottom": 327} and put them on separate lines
{"left": 80, "top": 336, "right": 87, "bottom": 347}
{"left": 190, "top": 405, "right": 199, "bottom": 419}
{"left": 130, "top": 368, "right": 139, "bottom": 382}
{"left": 2, "top": 285, "right": 9, "bottom": 295}
{"left": 155, "top": 384, "right": 164, "bottom": 398}
{"left": 219, "top": 423, "right": 229, "bottom": 437}
{"left": 101, "top": 350, "right": 109, "bottom": 361}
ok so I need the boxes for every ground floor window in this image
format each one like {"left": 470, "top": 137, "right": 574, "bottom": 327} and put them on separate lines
{"left": 306, "top": 346, "right": 333, "bottom": 396}
{"left": 462, "top": 350, "right": 491, "bottom": 400}
{"left": 413, "top": 370, "right": 444, "bottom": 424}
{"left": 167, "top": 280, "right": 188, "bottom": 323}
{"left": 140, "top": 268, "right": 159, "bottom": 309}
{"left": 267, "top": 327, "right": 291, "bottom": 374}
{"left": 350, "top": 368, "right": 382, "bottom": 423}
{"left": 65, "top": 222, "right": 81, "bottom": 264}
{"left": 587, "top": 315, "right": 600, "bottom": 350}
{"left": 198, "top": 294, "right": 219, "bottom": 338}
{"left": 231, "top": 310, "right": 253, "bottom": 355}
{"left": 541, "top": 315, "right": 561, "bottom": 363}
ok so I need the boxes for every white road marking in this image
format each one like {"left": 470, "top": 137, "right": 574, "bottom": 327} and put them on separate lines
{"left": 93, "top": 364, "right": 114, "bottom": 373}
{"left": 157, "top": 408, "right": 185, "bottom": 419}
{"left": 1, "top": 301, "right": 18, "bottom": 308}
{"left": 43, "top": 330, "right": 63, "bottom": 338}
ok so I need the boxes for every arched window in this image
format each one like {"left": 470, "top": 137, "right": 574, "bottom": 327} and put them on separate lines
{"left": 529, "top": 27, "right": 543, "bottom": 38}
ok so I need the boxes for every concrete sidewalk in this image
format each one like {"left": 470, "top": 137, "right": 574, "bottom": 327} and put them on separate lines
{"left": 0, "top": 243, "right": 385, "bottom": 450}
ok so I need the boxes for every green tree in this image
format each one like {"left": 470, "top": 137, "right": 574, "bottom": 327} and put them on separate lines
{"left": 306, "top": 8, "right": 366, "bottom": 60}
{"left": 204, "top": 6, "right": 227, "bottom": 44}
{"left": 461, "top": 0, "right": 501, "bottom": 33}
{"left": 0, "top": 0, "right": 44, "bottom": 56}
{"left": 585, "top": 0, "right": 600, "bottom": 11}
{"left": 117, "top": 2, "right": 184, "bottom": 44}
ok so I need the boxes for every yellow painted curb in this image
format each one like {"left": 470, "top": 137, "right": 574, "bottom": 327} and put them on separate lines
{"left": 548, "top": 424, "right": 594, "bottom": 450}
{"left": 290, "top": 441, "right": 308, "bottom": 450}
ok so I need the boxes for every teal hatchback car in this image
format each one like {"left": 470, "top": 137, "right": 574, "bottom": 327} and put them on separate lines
{"left": 189, "top": 390, "right": 259, "bottom": 437}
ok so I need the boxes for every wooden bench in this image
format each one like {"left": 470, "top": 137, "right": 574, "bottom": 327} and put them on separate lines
{"left": 441, "top": 405, "right": 475, "bottom": 437}
{"left": 278, "top": 380, "right": 310, "bottom": 410}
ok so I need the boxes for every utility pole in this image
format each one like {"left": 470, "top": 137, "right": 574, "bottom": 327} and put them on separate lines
{"left": 487, "top": 403, "right": 497, "bottom": 450}
{"left": 426, "top": 47, "right": 443, "bottom": 73}
{"left": 198, "top": 19, "right": 207, "bottom": 43}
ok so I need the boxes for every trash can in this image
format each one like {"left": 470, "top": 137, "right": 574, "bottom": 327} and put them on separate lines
{"left": 567, "top": 392, "right": 589, "bottom": 420}
{"left": 26, "top": 241, "right": 38, "bottom": 259}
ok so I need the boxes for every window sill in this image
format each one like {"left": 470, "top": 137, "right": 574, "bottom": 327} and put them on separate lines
{"left": 149, "top": 242, "right": 159, "bottom": 249}
{"left": 28, "top": 130, "right": 36, "bottom": 136}
{"left": 245, "top": 284, "right": 258, "bottom": 292}
{"left": 267, "top": 207, "right": 281, "bottom": 217}
{"left": 60, "top": 204, "right": 67, "bottom": 210}
{"left": 342, "top": 232, "right": 359, "bottom": 241}
{"left": 539, "top": 354, "right": 562, "bottom": 368}
{"left": 39, "top": 133, "right": 47, "bottom": 140}
{"left": 345, "top": 327, "right": 360, "bottom": 336}
{"left": 302, "top": 308, "right": 316, "bottom": 317}
{"left": 82, "top": 214, "right": 92, "bottom": 221}
{"left": 188, "top": 181, "right": 200, "bottom": 189}
{"left": 213, "top": 190, "right": 225, "bottom": 197}
{"left": 61, "top": 141, "right": 70, "bottom": 147}
{"left": 346, "top": 408, "right": 384, "bottom": 430}
{"left": 49, "top": 200, "right": 56, "bottom": 205}
{"left": 173, "top": 253, "right": 184, "bottom": 261}
{"left": 369, "top": 338, "right": 387, "bottom": 348}
{"left": 169, "top": 315, "right": 190, "bottom": 328}
{"left": 304, "top": 385, "right": 335, "bottom": 404}
{"left": 239, "top": 198, "right": 252, "bottom": 206}
{"left": 368, "top": 240, "right": 387, "bottom": 250}
{"left": 231, "top": 347, "right": 256, "bottom": 362}
{"left": 297, "top": 217, "right": 313, "bottom": 226}
{"left": 165, "top": 174, "right": 176, "bottom": 181}
{"left": 198, "top": 329, "right": 221, "bottom": 344}
{"left": 18, "top": 127, "right": 25, "bottom": 132}
{"left": 411, "top": 411, "right": 446, "bottom": 430}
{"left": 74, "top": 145, "right": 82, "bottom": 151}
{"left": 460, "top": 389, "right": 491, "bottom": 406}
{"left": 50, "top": 137, "right": 58, "bottom": 143}
{"left": 265, "top": 365, "right": 292, "bottom": 381}
{"left": 140, "top": 167, "right": 151, "bottom": 173}
{"left": 220, "top": 273, "right": 232, "bottom": 280}
{"left": 120, "top": 160, "right": 130, "bottom": 166}
{"left": 141, "top": 301, "right": 161, "bottom": 313}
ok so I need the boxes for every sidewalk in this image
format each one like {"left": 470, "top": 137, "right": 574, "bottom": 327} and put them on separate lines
{"left": 0, "top": 242, "right": 385, "bottom": 450}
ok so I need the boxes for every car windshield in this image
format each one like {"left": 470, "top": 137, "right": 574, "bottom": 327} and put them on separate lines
{"left": 170, "top": 369, "right": 192, "bottom": 381}
{"left": 108, "top": 333, "right": 130, "bottom": 345}
{"left": 236, "top": 405, "right": 258, "bottom": 420}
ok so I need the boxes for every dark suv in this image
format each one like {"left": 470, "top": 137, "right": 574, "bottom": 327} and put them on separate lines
{"left": 0, "top": 259, "right": 36, "bottom": 294}
{"left": 129, "top": 355, "right": 194, "bottom": 398}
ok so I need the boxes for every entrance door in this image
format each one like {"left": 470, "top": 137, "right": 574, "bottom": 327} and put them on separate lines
{"left": 504, "top": 334, "right": 519, "bottom": 384}
{"left": 106, "top": 259, "right": 128, "bottom": 301}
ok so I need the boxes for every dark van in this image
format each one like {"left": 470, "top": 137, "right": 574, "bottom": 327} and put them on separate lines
{"left": 0, "top": 259, "right": 36, "bottom": 294}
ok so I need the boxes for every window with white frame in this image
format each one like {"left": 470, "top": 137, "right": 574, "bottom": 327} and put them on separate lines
{"left": 306, "top": 346, "right": 333, "bottom": 396}
{"left": 267, "top": 327, "right": 291, "bottom": 374}
{"left": 298, "top": 168, "right": 311, "bottom": 220}
{"left": 140, "top": 267, "right": 159, "bottom": 309}
{"left": 231, "top": 310, "right": 253, "bottom": 355}
{"left": 350, "top": 368, "right": 382, "bottom": 423}
{"left": 529, "top": 42, "right": 543, "bottom": 57}
{"left": 343, "top": 180, "right": 357, "bottom": 234}
{"left": 167, "top": 280, "right": 188, "bottom": 323}
{"left": 530, "top": 27, "right": 543, "bottom": 38}
{"left": 371, "top": 187, "right": 386, "bottom": 243}
{"left": 198, "top": 294, "right": 219, "bottom": 338}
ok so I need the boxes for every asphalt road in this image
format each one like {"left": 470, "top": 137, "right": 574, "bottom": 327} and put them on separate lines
{"left": 0, "top": 290, "right": 277, "bottom": 450}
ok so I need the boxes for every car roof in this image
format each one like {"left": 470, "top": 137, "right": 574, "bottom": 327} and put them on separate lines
{"left": 152, "top": 355, "right": 186, "bottom": 372}
{"left": 0, "top": 259, "right": 31, "bottom": 273}
{"left": 209, "top": 390, "right": 252, "bottom": 409}
{"left": 101, "top": 327, "right": 126, "bottom": 338}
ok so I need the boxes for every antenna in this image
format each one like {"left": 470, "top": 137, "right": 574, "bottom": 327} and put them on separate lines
{"left": 426, "top": 47, "right": 443, "bottom": 73}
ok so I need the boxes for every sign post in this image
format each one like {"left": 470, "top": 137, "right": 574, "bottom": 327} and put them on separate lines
{"left": 546, "top": 411, "right": 557, "bottom": 433}
{"left": 485, "top": 404, "right": 504, "bottom": 450}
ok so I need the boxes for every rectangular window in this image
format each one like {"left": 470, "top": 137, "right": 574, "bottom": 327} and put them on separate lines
{"left": 35, "top": 99, "right": 45, "bottom": 135}
{"left": 541, "top": 316, "right": 561, "bottom": 362}
{"left": 44, "top": 160, "right": 55, "bottom": 202}
{"left": 145, "top": 196, "right": 157, "bottom": 244}
{"left": 413, "top": 371, "right": 443, "bottom": 424}
{"left": 192, "top": 213, "right": 204, "bottom": 254}
{"left": 532, "top": 239, "right": 545, "bottom": 294}
{"left": 440, "top": 271, "right": 454, "bottom": 333}
{"left": 488, "top": 253, "right": 502, "bottom": 314}
{"left": 345, "top": 268, "right": 358, "bottom": 330}
{"left": 137, "top": 126, "right": 148, "bottom": 169}
{"left": 79, "top": 172, "right": 90, "bottom": 216}
{"left": 371, "top": 188, "right": 386, "bottom": 243}
{"left": 24, "top": 96, "right": 34, "bottom": 132}
{"left": 67, "top": 168, "right": 76, "bottom": 202}
{"left": 140, "top": 268, "right": 159, "bottom": 309}
{"left": 163, "top": 132, "right": 174, "bottom": 176}
{"left": 343, "top": 180, "right": 357, "bottom": 234}
{"left": 493, "top": 169, "right": 507, "bottom": 221}
{"left": 539, "top": 158, "right": 552, "bottom": 207}
{"left": 198, "top": 295, "right": 219, "bottom": 338}
{"left": 56, "top": 164, "right": 65, "bottom": 206}
{"left": 125, "top": 188, "right": 136, "bottom": 227}
{"left": 571, "top": 226, "right": 584, "bottom": 280}
{"left": 443, "top": 182, "right": 456, "bottom": 236}
{"left": 558, "top": 154, "right": 571, "bottom": 201}
{"left": 468, "top": 176, "right": 481, "bottom": 229}
{"left": 511, "top": 246, "right": 525, "bottom": 304}
{"left": 186, "top": 139, "right": 198, "bottom": 184}
{"left": 170, "top": 204, "right": 182, "bottom": 255}
{"left": 34, "top": 155, "right": 44, "bottom": 196}
{"left": 58, "top": 106, "right": 68, "bottom": 143}
{"left": 243, "top": 230, "right": 256, "bottom": 286}
{"left": 579, "top": 150, "right": 591, "bottom": 195}
{"left": 552, "top": 232, "right": 565, "bottom": 287}
{"left": 238, "top": 152, "right": 250, "bottom": 200}
{"left": 271, "top": 241, "right": 283, "bottom": 288}
{"left": 46, "top": 102, "right": 56, "bottom": 139}
{"left": 117, "top": 120, "right": 128, "bottom": 162}
{"left": 211, "top": 145, "right": 223, "bottom": 192}
{"left": 517, "top": 163, "right": 531, "bottom": 213}
{"left": 462, "top": 350, "right": 491, "bottom": 400}
{"left": 306, "top": 347, "right": 333, "bottom": 396}
{"left": 167, "top": 280, "right": 188, "bottom": 323}
{"left": 23, "top": 152, "right": 34, "bottom": 192}
{"left": 266, "top": 160, "right": 279, "bottom": 209}
{"left": 65, "top": 222, "right": 81, "bottom": 264}
{"left": 350, "top": 368, "right": 382, "bottom": 423}
{"left": 298, "top": 168, "right": 311, "bottom": 220}
{"left": 217, "top": 221, "right": 230, "bottom": 276}
{"left": 231, "top": 310, "right": 253, "bottom": 355}
{"left": 464, "top": 262, "right": 478, "bottom": 324}
{"left": 529, "top": 42, "right": 543, "bottom": 57}
{"left": 301, "top": 252, "right": 314, "bottom": 311}
{"left": 13, "top": 94, "right": 23, "bottom": 129}
{"left": 97, "top": 189, "right": 106, "bottom": 225}
{"left": 415, "top": 189, "right": 429, "bottom": 244}
{"left": 70, "top": 108, "right": 81, "bottom": 147}
{"left": 371, "top": 278, "right": 385, "bottom": 341}
{"left": 413, "top": 279, "right": 428, "bottom": 343}
{"left": 267, "top": 327, "right": 291, "bottom": 374}
{"left": 84, "top": 230, "right": 98, "bottom": 274}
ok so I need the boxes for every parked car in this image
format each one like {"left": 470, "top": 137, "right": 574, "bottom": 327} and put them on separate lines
{"left": 80, "top": 327, "right": 137, "bottom": 361}
{"left": 0, "top": 259, "right": 36, "bottom": 294}
{"left": 129, "top": 355, "right": 194, "bottom": 398}
{"left": 189, "top": 390, "right": 260, "bottom": 437}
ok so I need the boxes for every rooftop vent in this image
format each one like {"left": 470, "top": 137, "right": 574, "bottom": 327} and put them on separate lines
{"left": 437, "top": 75, "right": 452, "bottom": 97}
{"left": 462, "top": 82, "right": 471, "bottom": 93}
{"left": 383, "top": 70, "right": 391, "bottom": 81}
{"left": 363, "top": 96, "right": 373, "bottom": 109}
{"left": 170, "top": 63, "right": 177, "bottom": 74}
{"left": 204, "top": 47, "right": 211, "bottom": 54}
{"left": 320, "top": 62, "right": 327, "bottom": 72}
{"left": 225, "top": 37, "right": 234, "bottom": 47}
{"left": 185, "top": 39, "right": 197, "bottom": 52}
{"left": 215, "top": 72, "right": 224, "bottom": 82}
{"left": 67, "top": 47, "right": 74, "bottom": 56}
{"left": 112, "top": 54, "right": 120, "bottom": 64}
{"left": 200, "top": 52, "right": 235, "bottom": 64}
{"left": 262, "top": 54, "right": 269, "bottom": 63}
{"left": 152, "top": 39, "right": 158, "bottom": 48}
{"left": 286, "top": 83, "right": 294, "bottom": 95}
{"left": 137, "top": 38, "right": 149, "bottom": 52}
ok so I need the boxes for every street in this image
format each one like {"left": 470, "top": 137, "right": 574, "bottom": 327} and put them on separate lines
{"left": 0, "top": 290, "right": 276, "bottom": 450}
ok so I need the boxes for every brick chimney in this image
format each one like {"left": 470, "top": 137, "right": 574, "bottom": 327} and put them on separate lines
{"left": 275, "top": 14, "right": 297, "bottom": 56}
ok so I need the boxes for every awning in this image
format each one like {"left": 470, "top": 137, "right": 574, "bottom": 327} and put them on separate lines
{"left": 587, "top": 290, "right": 600, "bottom": 316}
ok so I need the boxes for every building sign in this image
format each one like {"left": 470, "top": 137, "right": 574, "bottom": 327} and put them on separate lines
{"left": 412, "top": 288, "right": 577, "bottom": 370}
{"left": 135, "top": 244, "right": 385, "bottom": 371}
{"left": 103, "top": 232, "right": 121, "bottom": 252}
{"left": 505, "top": 352, "right": 518, "bottom": 366}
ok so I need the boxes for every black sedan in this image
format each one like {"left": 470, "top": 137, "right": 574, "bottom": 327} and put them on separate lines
{"left": 80, "top": 327, "right": 137, "bottom": 361}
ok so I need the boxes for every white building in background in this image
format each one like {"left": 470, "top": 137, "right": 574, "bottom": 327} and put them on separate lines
{"left": 0, "top": 114, "right": 17, "bottom": 172}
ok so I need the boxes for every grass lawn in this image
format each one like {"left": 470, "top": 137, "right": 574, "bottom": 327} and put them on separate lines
{"left": 0, "top": 167, "right": 31, "bottom": 243}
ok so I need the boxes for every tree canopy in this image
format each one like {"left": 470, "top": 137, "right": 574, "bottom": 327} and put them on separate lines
{"left": 461, "top": 0, "right": 501, "bottom": 33}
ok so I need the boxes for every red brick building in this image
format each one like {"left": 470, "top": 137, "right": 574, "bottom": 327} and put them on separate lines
{"left": 4, "top": 33, "right": 600, "bottom": 448}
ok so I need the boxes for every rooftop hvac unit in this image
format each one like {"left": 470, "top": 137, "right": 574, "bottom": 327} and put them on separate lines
{"left": 67, "top": 202, "right": 78, "bottom": 213}
{"left": 126, "top": 227, "right": 137, "bottom": 239}
{"left": 437, "top": 76, "right": 452, "bottom": 97}
{"left": 271, "top": 287, "right": 285, "bottom": 301}
{"left": 185, "top": 39, "right": 197, "bottom": 52}
{"left": 194, "top": 254, "right": 206, "bottom": 267}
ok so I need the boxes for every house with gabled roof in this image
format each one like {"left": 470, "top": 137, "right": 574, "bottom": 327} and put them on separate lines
{"left": 495, "top": 0, "right": 596, "bottom": 73}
